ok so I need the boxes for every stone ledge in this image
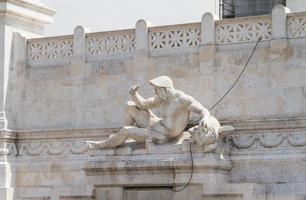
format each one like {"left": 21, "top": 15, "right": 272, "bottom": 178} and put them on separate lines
{"left": 84, "top": 152, "right": 232, "bottom": 187}
{"left": 11, "top": 117, "right": 306, "bottom": 140}
{"left": 256, "top": 195, "right": 304, "bottom": 200}
{"left": 0, "top": 131, "right": 16, "bottom": 140}
{"left": 1, "top": 117, "right": 304, "bottom": 158}
{"left": 203, "top": 183, "right": 266, "bottom": 200}
{"left": 85, "top": 153, "right": 232, "bottom": 174}
{"left": 222, "top": 117, "right": 306, "bottom": 132}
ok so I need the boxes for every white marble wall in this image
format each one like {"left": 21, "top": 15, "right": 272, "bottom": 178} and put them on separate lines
{"left": 6, "top": 9, "right": 306, "bottom": 131}
{"left": 2, "top": 5, "right": 306, "bottom": 200}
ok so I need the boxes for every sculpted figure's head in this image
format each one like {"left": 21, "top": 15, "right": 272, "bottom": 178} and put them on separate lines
{"left": 149, "top": 76, "right": 174, "bottom": 101}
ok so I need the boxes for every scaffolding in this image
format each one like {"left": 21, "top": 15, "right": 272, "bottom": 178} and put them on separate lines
{"left": 219, "top": 0, "right": 286, "bottom": 19}
{"left": 220, "top": 0, "right": 235, "bottom": 19}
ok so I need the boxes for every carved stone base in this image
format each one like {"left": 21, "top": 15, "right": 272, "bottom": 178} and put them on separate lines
{"left": 85, "top": 152, "right": 232, "bottom": 184}
{"left": 84, "top": 140, "right": 231, "bottom": 199}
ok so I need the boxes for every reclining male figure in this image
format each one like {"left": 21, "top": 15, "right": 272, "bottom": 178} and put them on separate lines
{"left": 87, "top": 76, "right": 221, "bottom": 149}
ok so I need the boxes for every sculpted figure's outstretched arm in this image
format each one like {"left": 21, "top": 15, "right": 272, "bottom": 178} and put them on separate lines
{"left": 180, "top": 95, "right": 211, "bottom": 125}
{"left": 188, "top": 99, "right": 209, "bottom": 115}
{"left": 129, "top": 85, "right": 162, "bottom": 109}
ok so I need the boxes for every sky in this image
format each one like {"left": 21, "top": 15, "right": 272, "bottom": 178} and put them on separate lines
{"left": 41, "top": 0, "right": 218, "bottom": 36}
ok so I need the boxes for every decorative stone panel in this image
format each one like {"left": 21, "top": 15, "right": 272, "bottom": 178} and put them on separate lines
{"left": 27, "top": 36, "right": 73, "bottom": 67}
{"left": 287, "top": 12, "right": 306, "bottom": 38}
{"left": 216, "top": 16, "right": 272, "bottom": 44}
{"left": 86, "top": 29, "right": 135, "bottom": 62}
{"left": 149, "top": 23, "right": 200, "bottom": 55}
{"left": 18, "top": 140, "right": 89, "bottom": 157}
{"left": 227, "top": 130, "right": 306, "bottom": 150}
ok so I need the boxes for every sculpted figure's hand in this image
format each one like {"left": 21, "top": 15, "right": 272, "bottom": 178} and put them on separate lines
{"left": 129, "top": 84, "right": 140, "bottom": 95}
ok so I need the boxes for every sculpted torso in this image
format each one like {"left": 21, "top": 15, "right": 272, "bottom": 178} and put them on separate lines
{"left": 151, "top": 92, "right": 191, "bottom": 138}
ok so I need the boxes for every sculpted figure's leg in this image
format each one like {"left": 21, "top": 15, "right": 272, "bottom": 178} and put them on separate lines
{"left": 126, "top": 101, "right": 160, "bottom": 128}
{"left": 87, "top": 132, "right": 128, "bottom": 149}
{"left": 120, "top": 126, "right": 151, "bottom": 143}
{"left": 150, "top": 133, "right": 168, "bottom": 144}
{"left": 126, "top": 101, "right": 166, "bottom": 143}
{"left": 88, "top": 101, "right": 160, "bottom": 149}
{"left": 150, "top": 120, "right": 171, "bottom": 144}
{"left": 88, "top": 126, "right": 150, "bottom": 149}
{"left": 125, "top": 101, "right": 136, "bottom": 126}
{"left": 121, "top": 126, "right": 169, "bottom": 144}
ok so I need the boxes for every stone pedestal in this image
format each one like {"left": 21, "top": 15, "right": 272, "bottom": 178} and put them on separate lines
{"left": 84, "top": 139, "right": 233, "bottom": 200}
{"left": 84, "top": 136, "right": 269, "bottom": 200}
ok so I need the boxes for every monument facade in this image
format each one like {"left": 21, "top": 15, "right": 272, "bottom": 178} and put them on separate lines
{"left": 0, "top": 1, "right": 306, "bottom": 200}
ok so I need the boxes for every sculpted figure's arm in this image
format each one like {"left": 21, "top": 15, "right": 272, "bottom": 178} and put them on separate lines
{"left": 129, "top": 85, "right": 162, "bottom": 109}
{"left": 180, "top": 94, "right": 210, "bottom": 125}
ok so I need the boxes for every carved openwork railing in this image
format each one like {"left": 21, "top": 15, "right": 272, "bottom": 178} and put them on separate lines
{"left": 287, "top": 12, "right": 306, "bottom": 38}
{"left": 27, "top": 35, "right": 73, "bottom": 67}
{"left": 148, "top": 23, "right": 201, "bottom": 56}
{"left": 216, "top": 16, "right": 272, "bottom": 45}
{"left": 86, "top": 29, "right": 135, "bottom": 62}
{"left": 25, "top": 8, "right": 306, "bottom": 67}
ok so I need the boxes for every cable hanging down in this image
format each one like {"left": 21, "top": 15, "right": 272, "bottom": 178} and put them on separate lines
{"left": 171, "top": 37, "right": 262, "bottom": 192}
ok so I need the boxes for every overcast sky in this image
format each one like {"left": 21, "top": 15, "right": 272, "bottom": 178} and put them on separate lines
{"left": 41, "top": 0, "right": 218, "bottom": 36}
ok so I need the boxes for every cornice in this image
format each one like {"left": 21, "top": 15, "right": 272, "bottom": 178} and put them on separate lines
{"left": 12, "top": 118, "right": 306, "bottom": 140}
{"left": 221, "top": 118, "right": 306, "bottom": 132}
{"left": 0, "top": 0, "right": 56, "bottom": 16}
{"left": 0, "top": 12, "right": 43, "bottom": 34}
{"left": 0, "top": 130, "right": 17, "bottom": 140}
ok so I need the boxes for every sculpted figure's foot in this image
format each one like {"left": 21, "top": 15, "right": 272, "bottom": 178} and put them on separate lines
{"left": 86, "top": 141, "right": 108, "bottom": 149}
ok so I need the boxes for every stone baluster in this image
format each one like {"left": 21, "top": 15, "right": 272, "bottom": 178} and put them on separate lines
{"left": 72, "top": 25, "right": 87, "bottom": 65}
{"left": 271, "top": 5, "right": 291, "bottom": 51}
{"left": 135, "top": 19, "right": 149, "bottom": 58}
{"left": 199, "top": 12, "right": 219, "bottom": 65}
{"left": 127, "top": 19, "right": 151, "bottom": 73}
{"left": 201, "top": 12, "right": 218, "bottom": 46}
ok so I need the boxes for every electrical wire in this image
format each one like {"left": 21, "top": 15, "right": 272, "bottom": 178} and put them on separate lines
{"left": 171, "top": 141, "right": 194, "bottom": 192}
{"left": 171, "top": 37, "right": 262, "bottom": 192}
{"left": 209, "top": 37, "right": 262, "bottom": 111}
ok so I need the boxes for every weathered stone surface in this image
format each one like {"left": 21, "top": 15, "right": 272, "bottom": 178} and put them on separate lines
{"left": 1, "top": 3, "right": 306, "bottom": 200}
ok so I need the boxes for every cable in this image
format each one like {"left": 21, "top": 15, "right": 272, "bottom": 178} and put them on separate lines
{"left": 172, "top": 37, "right": 262, "bottom": 192}
{"left": 171, "top": 141, "right": 194, "bottom": 192}
{"left": 209, "top": 37, "right": 262, "bottom": 111}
